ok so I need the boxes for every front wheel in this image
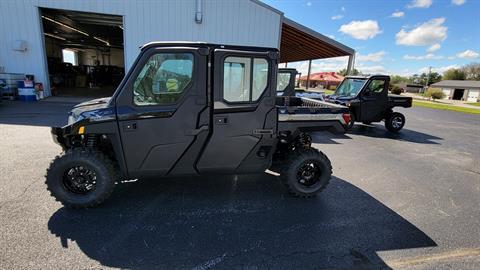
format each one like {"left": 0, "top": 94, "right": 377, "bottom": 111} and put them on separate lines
{"left": 280, "top": 148, "right": 332, "bottom": 198}
{"left": 45, "top": 149, "right": 118, "bottom": 208}
{"left": 385, "top": 112, "right": 405, "bottom": 132}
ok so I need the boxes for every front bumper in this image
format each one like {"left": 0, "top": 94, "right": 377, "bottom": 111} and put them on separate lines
{"left": 51, "top": 126, "right": 70, "bottom": 147}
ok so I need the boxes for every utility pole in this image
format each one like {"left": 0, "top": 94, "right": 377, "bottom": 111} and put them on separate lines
{"left": 426, "top": 66, "right": 432, "bottom": 87}
{"left": 424, "top": 66, "right": 432, "bottom": 93}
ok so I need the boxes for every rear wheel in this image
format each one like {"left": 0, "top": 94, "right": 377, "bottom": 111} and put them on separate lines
{"left": 385, "top": 112, "right": 405, "bottom": 132}
{"left": 45, "top": 149, "right": 117, "bottom": 208}
{"left": 280, "top": 148, "right": 332, "bottom": 197}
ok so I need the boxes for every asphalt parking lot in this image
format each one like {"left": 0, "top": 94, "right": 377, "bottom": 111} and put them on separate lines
{"left": 0, "top": 100, "right": 479, "bottom": 269}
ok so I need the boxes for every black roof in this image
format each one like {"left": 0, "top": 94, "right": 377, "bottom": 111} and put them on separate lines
{"left": 140, "top": 41, "right": 278, "bottom": 53}
{"left": 345, "top": 74, "right": 390, "bottom": 80}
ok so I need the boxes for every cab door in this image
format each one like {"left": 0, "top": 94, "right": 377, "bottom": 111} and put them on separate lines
{"left": 360, "top": 77, "right": 389, "bottom": 122}
{"left": 115, "top": 46, "right": 210, "bottom": 178}
{"left": 196, "top": 49, "right": 278, "bottom": 174}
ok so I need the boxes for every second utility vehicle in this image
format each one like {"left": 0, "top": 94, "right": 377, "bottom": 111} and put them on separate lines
{"left": 277, "top": 68, "right": 325, "bottom": 100}
{"left": 326, "top": 75, "right": 412, "bottom": 132}
{"left": 46, "top": 42, "right": 349, "bottom": 208}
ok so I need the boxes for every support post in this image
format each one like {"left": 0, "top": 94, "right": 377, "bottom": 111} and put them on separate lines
{"left": 346, "top": 54, "right": 355, "bottom": 75}
{"left": 306, "top": 59, "right": 312, "bottom": 89}
{"left": 284, "top": 62, "right": 288, "bottom": 68}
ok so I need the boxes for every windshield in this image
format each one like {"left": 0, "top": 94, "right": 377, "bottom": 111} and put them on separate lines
{"left": 277, "top": 72, "right": 291, "bottom": 91}
{"left": 334, "top": 78, "right": 367, "bottom": 97}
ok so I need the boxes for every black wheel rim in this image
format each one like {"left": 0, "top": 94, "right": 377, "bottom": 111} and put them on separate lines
{"left": 63, "top": 166, "right": 97, "bottom": 194}
{"left": 391, "top": 116, "right": 403, "bottom": 129}
{"left": 296, "top": 160, "right": 322, "bottom": 187}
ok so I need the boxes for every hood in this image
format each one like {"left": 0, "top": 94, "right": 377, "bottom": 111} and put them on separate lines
{"left": 69, "top": 97, "right": 115, "bottom": 124}
{"left": 326, "top": 95, "right": 354, "bottom": 101}
{"left": 74, "top": 97, "right": 112, "bottom": 110}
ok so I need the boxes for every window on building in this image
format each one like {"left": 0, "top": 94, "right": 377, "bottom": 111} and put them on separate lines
{"left": 62, "top": 49, "right": 78, "bottom": 66}
{"left": 133, "top": 53, "right": 194, "bottom": 106}
{"left": 223, "top": 56, "right": 269, "bottom": 102}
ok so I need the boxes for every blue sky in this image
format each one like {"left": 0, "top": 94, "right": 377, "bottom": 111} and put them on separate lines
{"left": 263, "top": 0, "right": 480, "bottom": 76}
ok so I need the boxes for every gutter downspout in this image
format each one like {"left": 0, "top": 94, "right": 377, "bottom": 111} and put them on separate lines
{"left": 195, "top": 0, "right": 203, "bottom": 23}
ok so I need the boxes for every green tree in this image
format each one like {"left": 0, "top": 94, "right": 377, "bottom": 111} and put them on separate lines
{"left": 390, "top": 75, "right": 409, "bottom": 85}
{"left": 337, "top": 68, "right": 361, "bottom": 76}
{"left": 443, "top": 69, "right": 466, "bottom": 80}
{"left": 428, "top": 72, "right": 442, "bottom": 85}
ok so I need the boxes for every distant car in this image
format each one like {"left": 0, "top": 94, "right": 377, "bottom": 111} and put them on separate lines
{"left": 277, "top": 68, "right": 325, "bottom": 101}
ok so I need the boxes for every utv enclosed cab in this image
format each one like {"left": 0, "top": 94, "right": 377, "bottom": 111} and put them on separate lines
{"left": 277, "top": 68, "right": 324, "bottom": 100}
{"left": 326, "top": 75, "right": 412, "bottom": 132}
{"left": 47, "top": 42, "right": 348, "bottom": 208}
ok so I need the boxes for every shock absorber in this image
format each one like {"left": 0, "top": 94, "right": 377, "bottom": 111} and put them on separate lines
{"left": 296, "top": 132, "right": 312, "bottom": 149}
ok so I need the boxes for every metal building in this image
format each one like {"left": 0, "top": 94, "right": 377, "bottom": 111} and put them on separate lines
{"left": 0, "top": 0, "right": 354, "bottom": 98}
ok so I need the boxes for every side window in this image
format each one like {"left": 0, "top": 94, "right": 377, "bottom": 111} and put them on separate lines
{"left": 223, "top": 56, "right": 269, "bottom": 102}
{"left": 133, "top": 53, "right": 194, "bottom": 106}
{"left": 367, "top": 79, "right": 386, "bottom": 94}
{"left": 277, "top": 72, "right": 291, "bottom": 92}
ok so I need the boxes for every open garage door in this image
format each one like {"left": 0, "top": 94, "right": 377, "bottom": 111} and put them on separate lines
{"left": 40, "top": 8, "right": 124, "bottom": 98}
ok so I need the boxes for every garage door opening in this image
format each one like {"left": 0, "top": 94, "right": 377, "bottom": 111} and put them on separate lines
{"left": 40, "top": 8, "right": 124, "bottom": 98}
{"left": 453, "top": 89, "right": 465, "bottom": 100}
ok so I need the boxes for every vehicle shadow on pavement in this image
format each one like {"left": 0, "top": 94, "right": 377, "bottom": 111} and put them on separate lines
{"left": 48, "top": 175, "right": 436, "bottom": 269}
{"left": 313, "top": 124, "right": 442, "bottom": 145}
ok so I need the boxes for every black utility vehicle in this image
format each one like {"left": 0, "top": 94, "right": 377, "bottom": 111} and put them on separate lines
{"left": 326, "top": 75, "right": 412, "bottom": 132}
{"left": 277, "top": 68, "right": 324, "bottom": 100}
{"left": 46, "top": 42, "right": 349, "bottom": 208}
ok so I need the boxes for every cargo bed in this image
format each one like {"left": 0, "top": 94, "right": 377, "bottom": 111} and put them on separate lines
{"left": 276, "top": 97, "right": 349, "bottom": 133}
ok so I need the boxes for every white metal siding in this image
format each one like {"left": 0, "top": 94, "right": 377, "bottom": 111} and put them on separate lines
{"left": 0, "top": 0, "right": 281, "bottom": 96}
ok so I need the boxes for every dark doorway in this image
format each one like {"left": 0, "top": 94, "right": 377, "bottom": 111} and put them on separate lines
{"left": 40, "top": 8, "right": 124, "bottom": 98}
{"left": 452, "top": 89, "right": 465, "bottom": 100}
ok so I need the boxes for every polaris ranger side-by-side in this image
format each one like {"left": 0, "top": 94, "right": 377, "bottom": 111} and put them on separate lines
{"left": 46, "top": 42, "right": 350, "bottom": 208}
{"left": 277, "top": 68, "right": 325, "bottom": 100}
{"left": 326, "top": 75, "right": 412, "bottom": 132}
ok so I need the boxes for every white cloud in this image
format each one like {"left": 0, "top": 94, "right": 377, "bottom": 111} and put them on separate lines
{"left": 407, "top": 0, "right": 433, "bottom": 8}
{"left": 287, "top": 57, "right": 349, "bottom": 74}
{"left": 357, "top": 51, "right": 386, "bottom": 62}
{"left": 327, "top": 35, "right": 336, "bottom": 40}
{"left": 306, "top": 1, "right": 312, "bottom": 6}
{"left": 396, "top": 18, "right": 447, "bottom": 46}
{"left": 427, "top": 43, "right": 441, "bottom": 52}
{"left": 391, "top": 11, "right": 405, "bottom": 18}
{"left": 452, "top": 0, "right": 466, "bottom": 5}
{"left": 331, "top": 15, "right": 344, "bottom": 20}
{"left": 404, "top": 53, "right": 444, "bottom": 60}
{"left": 357, "top": 65, "right": 387, "bottom": 74}
{"left": 447, "top": 56, "right": 456, "bottom": 60}
{"left": 339, "top": 20, "right": 382, "bottom": 40}
{"left": 419, "top": 65, "right": 461, "bottom": 74}
{"left": 341, "top": 6, "right": 346, "bottom": 12}
{"left": 457, "top": 49, "right": 479, "bottom": 59}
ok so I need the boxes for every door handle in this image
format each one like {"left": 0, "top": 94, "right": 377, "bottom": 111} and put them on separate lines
{"left": 123, "top": 122, "right": 137, "bottom": 131}
{"left": 215, "top": 116, "right": 228, "bottom": 125}
{"left": 185, "top": 125, "right": 208, "bottom": 136}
